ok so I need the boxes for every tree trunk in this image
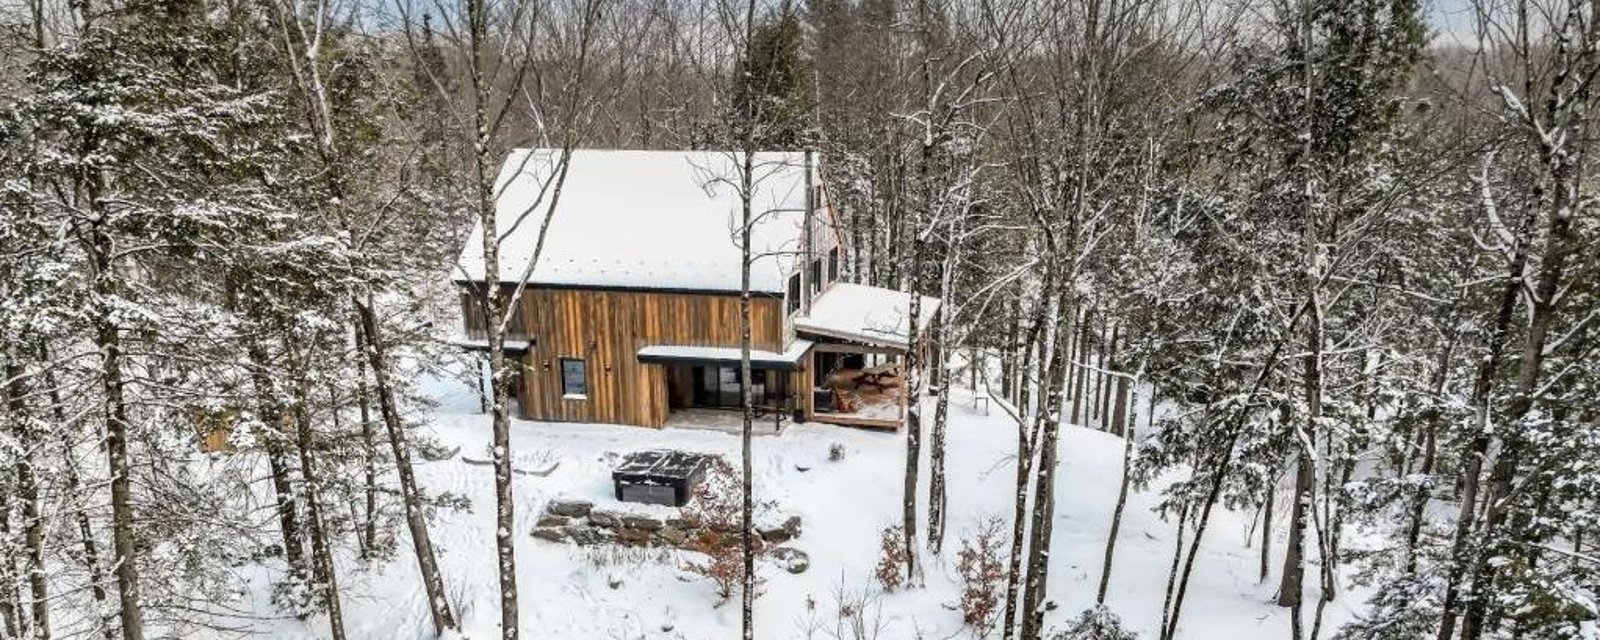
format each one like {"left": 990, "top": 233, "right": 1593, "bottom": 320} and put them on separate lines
{"left": 39, "top": 347, "right": 115, "bottom": 640}
{"left": 355, "top": 299, "right": 458, "bottom": 635}
{"left": 1000, "top": 286, "right": 1051, "bottom": 640}
{"left": 0, "top": 487, "right": 19, "bottom": 640}
{"left": 1435, "top": 190, "right": 1537, "bottom": 640}
{"left": 285, "top": 335, "right": 347, "bottom": 640}
{"left": 1158, "top": 501, "right": 1190, "bottom": 640}
{"left": 246, "top": 339, "right": 309, "bottom": 591}
{"left": 89, "top": 219, "right": 146, "bottom": 640}
{"left": 1092, "top": 317, "right": 1112, "bottom": 427}
{"left": 352, "top": 324, "right": 379, "bottom": 559}
{"left": 1071, "top": 308, "right": 1093, "bottom": 427}
{"left": 1096, "top": 379, "right": 1137, "bottom": 604}
{"left": 5, "top": 362, "right": 49, "bottom": 640}
{"left": 737, "top": 148, "right": 757, "bottom": 640}
{"left": 1261, "top": 476, "right": 1275, "bottom": 584}
{"left": 1460, "top": 114, "right": 1583, "bottom": 640}
{"left": 1020, "top": 299, "right": 1071, "bottom": 640}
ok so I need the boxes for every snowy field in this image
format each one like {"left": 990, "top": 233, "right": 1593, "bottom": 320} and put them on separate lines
{"left": 228, "top": 371, "right": 1366, "bottom": 639}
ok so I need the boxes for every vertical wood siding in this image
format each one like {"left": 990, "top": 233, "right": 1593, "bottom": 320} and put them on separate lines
{"left": 512, "top": 287, "right": 785, "bottom": 427}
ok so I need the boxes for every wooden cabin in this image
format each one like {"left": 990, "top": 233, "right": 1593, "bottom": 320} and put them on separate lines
{"left": 453, "top": 148, "right": 938, "bottom": 429}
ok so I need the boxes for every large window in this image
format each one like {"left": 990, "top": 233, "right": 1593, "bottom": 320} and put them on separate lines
{"left": 828, "top": 247, "right": 839, "bottom": 282}
{"left": 693, "top": 366, "right": 769, "bottom": 408}
{"left": 810, "top": 258, "right": 823, "bottom": 295}
{"left": 560, "top": 358, "right": 587, "bottom": 398}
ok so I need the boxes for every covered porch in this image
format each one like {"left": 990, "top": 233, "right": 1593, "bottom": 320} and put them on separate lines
{"left": 794, "top": 283, "right": 940, "bottom": 430}
{"left": 636, "top": 341, "right": 810, "bottom": 430}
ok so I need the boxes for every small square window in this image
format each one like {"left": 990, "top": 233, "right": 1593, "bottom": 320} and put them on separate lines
{"left": 560, "top": 358, "right": 587, "bottom": 398}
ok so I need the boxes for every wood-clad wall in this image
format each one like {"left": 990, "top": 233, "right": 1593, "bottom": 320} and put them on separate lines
{"left": 511, "top": 287, "right": 785, "bottom": 427}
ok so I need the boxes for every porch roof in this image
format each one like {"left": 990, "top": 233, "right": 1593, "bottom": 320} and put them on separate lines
{"left": 636, "top": 339, "right": 813, "bottom": 371}
{"left": 794, "top": 283, "right": 941, "bottom": 349}
{"left": 452, "top": 336, "right": 534, "bottom": 357}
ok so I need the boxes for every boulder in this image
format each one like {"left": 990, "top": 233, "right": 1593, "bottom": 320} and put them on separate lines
{"left": 615, "top": 527, "right": 653, "bottom": 546}
{"left": 621, "top": 514, "right": 663, "bottom": 531}
{"left": 667, "top": 515, "right": 701, "bottom": 530}
{"left": 566, "top": 525, "right": 613, "bottom": 546}
{"left": 657, "top": 526, "right": 687, "bottom": 546}
{"left": 531, "top": 527, "right": 569, "bottom": 544}
{"left": 588, "top": 509, "right": 622, "bottom": 528}
{"left": 769, "top": 547, "right": 809, "bottom": 574}
{"left": 546, "top": 499, "right": 593, "bottom": 518}
{"left": 537, "top": 514, "right": 569, "bottom": 528}
{"left": 759, "top": 515, "right": 803, "bottom": 544}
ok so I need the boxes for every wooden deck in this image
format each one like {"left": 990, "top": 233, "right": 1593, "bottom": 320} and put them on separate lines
{"left": 807, "top": 412, "right": 901, "bottom": 430}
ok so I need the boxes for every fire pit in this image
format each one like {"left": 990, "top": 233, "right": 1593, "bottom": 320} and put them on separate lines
{"left": 612, "top": 450, "right": 712, "bottom": 507}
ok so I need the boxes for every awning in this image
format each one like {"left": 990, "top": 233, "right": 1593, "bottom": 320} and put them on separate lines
{"left": 452, "top": 336, "right": 534, "bottom": 357}
{"left": 637, "top": 339, "right": 813, "bottom": 371}
{"left": 794, "top": 283, "right": 941, "bottom": 349}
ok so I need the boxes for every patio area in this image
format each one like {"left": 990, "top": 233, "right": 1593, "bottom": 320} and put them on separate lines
{"left": 663, "top": 407, "right": 786, "bottom": 436}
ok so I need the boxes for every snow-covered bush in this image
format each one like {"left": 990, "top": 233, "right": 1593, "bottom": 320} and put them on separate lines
{"left": 1050, "top": 605, "right": 1139, "bottom": 640}
{"left": 681, "top": 457, "right": 764, "bottom": 604}
{"left": 956, "top": 517, "right": 1007, "bottom": 636}
{"left": 828, "top": 442, "right": 847, "bottom": 462}
{"left": 875, "top": 525, "right": 907, "bottom": 591}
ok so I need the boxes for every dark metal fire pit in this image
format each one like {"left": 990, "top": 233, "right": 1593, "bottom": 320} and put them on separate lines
{"left": 612, "top": 450, "right": 712, "bottom": 507}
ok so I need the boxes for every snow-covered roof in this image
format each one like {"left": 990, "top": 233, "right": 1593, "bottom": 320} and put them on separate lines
{"left": 455, "top": 148, "right": 817, "bottom": 293}
{"left": 451, "top": 336, "right": 533, "bottom": 355}
{"left": 636, "top": 339, "right": 813, "bottom": 370}
{"left": 795, "top": 283, "right": 941, "bottom": 349}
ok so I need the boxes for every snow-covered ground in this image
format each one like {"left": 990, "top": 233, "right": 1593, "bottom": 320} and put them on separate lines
{"left": 234, "top": 371, "right": 1366, "bottom": 639}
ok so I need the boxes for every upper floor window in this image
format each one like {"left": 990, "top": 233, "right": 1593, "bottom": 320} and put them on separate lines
{"left": 828, "top": 247, "right": 839, "bottom": 282}
{"left": 560, "top": 358, "right": 588, "bottom": 398}
{"left": 462, "top": 285, "right": 529, "bottom": 340}
{"left": 787, "top": 273, "right": 801, "bottom": 315}
{"left": 809, "top": 259, "right": 823, "bottom": 295}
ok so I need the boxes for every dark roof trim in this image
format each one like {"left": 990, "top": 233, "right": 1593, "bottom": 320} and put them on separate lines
{"left": 637, "top": 353, "right": 801, "bottom": 372}
{"left": 452, "top": 279, "right": 785, "bottom": 298}
{"left": 452, "top": 336, "right": 534, "bottom": 357}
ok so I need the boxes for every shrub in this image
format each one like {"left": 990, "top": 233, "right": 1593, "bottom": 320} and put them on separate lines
{"left": 681, "top": 457, "right": 764, "bottom": 604}
{"left": 875, "top": 525, "right": 907, "bottom": 592}
{"left": 1050, "top": 605, "right": 1140, "bottom": 640}
{"left": 956, "top": 517, "right": 1008, "bottom": 636}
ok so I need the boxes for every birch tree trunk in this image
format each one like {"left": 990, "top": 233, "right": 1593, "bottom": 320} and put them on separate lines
{"left": 1000, "top": 280, "right": 1050, "bottom": 640}
{"left": 355, "top": 300, "right": 459, "bottom": 635}
{"left": 1020, "top": 291, "right": 1070, "bottom": 640}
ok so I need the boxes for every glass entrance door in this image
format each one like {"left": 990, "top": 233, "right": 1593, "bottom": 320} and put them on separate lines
{"left": 691, "top": 365, "right": 767, "bottom": 408}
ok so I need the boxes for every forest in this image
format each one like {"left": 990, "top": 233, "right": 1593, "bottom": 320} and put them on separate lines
{"left": 0, "top": 0, "right": 1597, "bottom": 638}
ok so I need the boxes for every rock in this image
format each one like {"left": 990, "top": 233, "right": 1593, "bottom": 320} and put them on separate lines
{"left": 657, "top": 526, "right": 688, "bottom": 546}
{"left": 546, "top": 499, "right": 593, "bottom": 518}
{"left": 608, "top": 573, "right": 625, "bottom": 589}
{"left": 588, "top": 509, "right": 622, "bottom": 528}
{"left": 769, "top": 547, "right": 809, "bottom": 574}
{"left": 622, "top": 514, "right": 663, "bottom": 531}
{"left": 615, "top": 527, "right": 653, "bottom": 546}
{"left": 537, "top": 514, "right": 569, "bottom": 528}
{"left": 759, "top": 515, "right": 803, "bottom": 544}
{"left": 667, "top": 515, "right": 700, "bottom": 530}
{"left": 566, "top": 525, "right": 613, "bottom": 546}
{"left": 531, "top": 527, "right": 569, "bottom": 543}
